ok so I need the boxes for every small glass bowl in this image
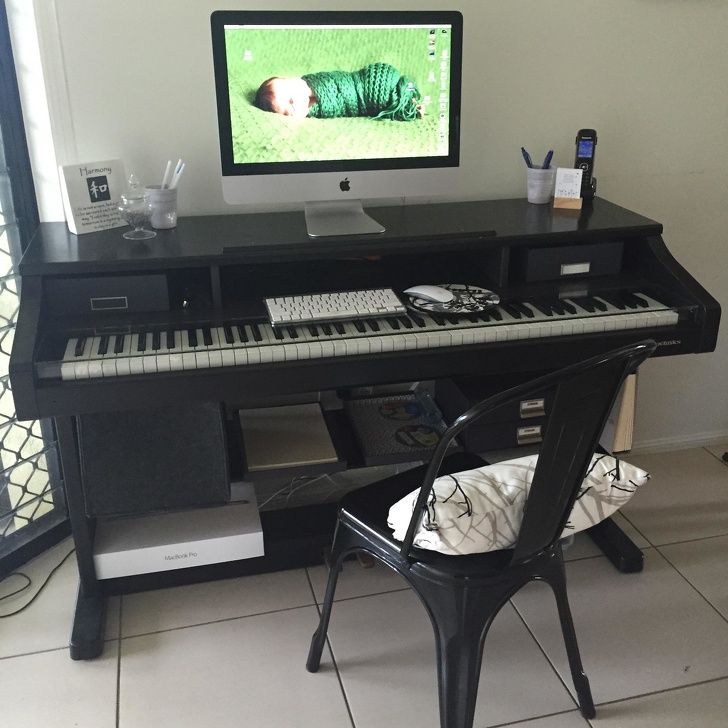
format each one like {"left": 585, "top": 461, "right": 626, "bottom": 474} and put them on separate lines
{"left": 118, "top": 192, "right": 156, "bottom": 240}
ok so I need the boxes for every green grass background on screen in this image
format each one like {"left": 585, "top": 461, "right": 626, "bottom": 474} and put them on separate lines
{"left": 225, "top": 26, "right": 451, "bottom": 164}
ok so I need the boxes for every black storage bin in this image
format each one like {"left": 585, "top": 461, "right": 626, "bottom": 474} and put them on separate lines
{"left": 78, "top": 402, "right": 230, "bottom": 517}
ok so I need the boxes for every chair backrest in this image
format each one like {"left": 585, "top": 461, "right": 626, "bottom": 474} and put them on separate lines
{"left": 399, "top": 340, "right": 657, "bottom": 561}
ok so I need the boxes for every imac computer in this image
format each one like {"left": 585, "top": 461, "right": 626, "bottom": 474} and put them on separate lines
{"left": 210, "top": 10, "right": 462, "bottom": 237}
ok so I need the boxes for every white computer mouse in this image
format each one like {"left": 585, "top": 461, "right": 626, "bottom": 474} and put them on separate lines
{"left": 403, "top": 285, "right": 455, "bottom": 304}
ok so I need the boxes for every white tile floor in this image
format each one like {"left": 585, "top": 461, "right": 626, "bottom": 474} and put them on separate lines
{"left": 2, "top": 445, "right": 728, "bottom": 727}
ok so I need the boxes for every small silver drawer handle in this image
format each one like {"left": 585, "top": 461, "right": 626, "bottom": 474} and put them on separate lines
{"left": 520, "top": 398, "right": 545, "bottom": 418}
{"left": 517, "top": 425, "right": 543, "bottom": 445}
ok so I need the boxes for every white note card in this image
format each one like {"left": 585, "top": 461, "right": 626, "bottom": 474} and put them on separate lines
{"left": 554, "top": 167, "right": 583, "bottom": 199}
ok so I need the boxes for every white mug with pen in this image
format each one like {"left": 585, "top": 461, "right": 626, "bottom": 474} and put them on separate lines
{"left": 147, "top": 159, "right": 185, "bottom": 229}
{"left": 522, "top": 146, "right": 555, "bottom": 204}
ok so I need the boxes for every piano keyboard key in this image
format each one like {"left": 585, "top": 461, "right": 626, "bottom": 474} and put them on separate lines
{"left": 53, "top": 293, "right": 679, "bottom": 381}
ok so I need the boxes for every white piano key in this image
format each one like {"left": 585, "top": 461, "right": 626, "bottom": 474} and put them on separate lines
{"left": 169, "top": 351, "right": 184, "bottom": 371}
{"left": 129, "top": 356, "right": 145, "bottom": 375}
{"left": 283, "top": 344, "right": 299, "bottom": 361}
{"left": 114, "top": 357, "right": 131, "bottom": 376}
{"left": 143, "top": 354, "right": 158, "bottom": 374}
{"left": 234, "top": 346, "right": 249, "bottom": 366}
{"left": 181, "top": 352, "right": 197, "bottom": 370}
{"left": 248, "top": 346, "right": 263, "bottom": 364}
{"left": 88, "top": 359, "right": 103, "bottom": 378}
{"left": 195, "top": 351, "right": 211, "bottom": 368}
{"left": 156, "top": 354, "right": 171, "bottom": 372}
{"left": 269, "top": 345, "right": 285, "bottom": 363}
{"left": 101, "top": 358, "right": 117, "bottom": 377}
{"left": 61, "top": 338, "right": 78, "bottom": 380}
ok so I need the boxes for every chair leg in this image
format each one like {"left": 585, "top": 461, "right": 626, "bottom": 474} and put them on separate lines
{"left": 421, "top": 583, "right": 502, "bottom": 728}
{"left": 306, "top": 525, "right": 347, "bottom": 673}
{"left": 547, "top": 567, "right": 596, "bottom": 719}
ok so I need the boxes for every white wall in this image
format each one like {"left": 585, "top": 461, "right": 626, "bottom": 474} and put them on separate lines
{"left": 13, "top": 0, "right": 728, "bottom": 449}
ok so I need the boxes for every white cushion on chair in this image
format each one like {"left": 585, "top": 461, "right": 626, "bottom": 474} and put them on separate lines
{"left": 387, "top": 454, "right": 649, "bottom": 556}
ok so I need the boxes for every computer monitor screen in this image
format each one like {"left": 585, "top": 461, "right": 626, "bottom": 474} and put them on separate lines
{"left": 211, "top": 11, "right": 463, "bottom": 235}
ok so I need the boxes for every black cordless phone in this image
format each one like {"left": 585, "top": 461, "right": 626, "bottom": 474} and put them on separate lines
{"left": 574, "top": 129, "right": 597, "bottom": 199}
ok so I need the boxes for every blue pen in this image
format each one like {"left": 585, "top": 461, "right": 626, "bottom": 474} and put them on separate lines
{"left": 541, "top": 150, "right": 554, "bottom": 169}
{"left": 521, "top": 147, "right": 534, "bottom": 168}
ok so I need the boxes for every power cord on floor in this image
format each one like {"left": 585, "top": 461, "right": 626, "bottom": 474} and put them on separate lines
{"left": 0, "top": 548, "right": 75, "bottom": 618}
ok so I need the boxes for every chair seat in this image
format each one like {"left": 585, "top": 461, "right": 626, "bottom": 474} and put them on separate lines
{"left": 339, "top": 452, "right": 517, "bottom": 577}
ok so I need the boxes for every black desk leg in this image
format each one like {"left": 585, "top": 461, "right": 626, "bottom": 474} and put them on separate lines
{"left": 587, "top": 517, "right": 644, "bottom": 573}
{"left": 70, "top": 584, "right": 107, "bottom": 660}
{"left": 55, "top": 416, "right": 107, "bottom": 659}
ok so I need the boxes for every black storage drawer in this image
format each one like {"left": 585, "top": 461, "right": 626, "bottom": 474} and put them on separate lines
{"left": 45, "top": 273, "right": 169, "bottom": 315}
{"left": 515, "top": 241, "right": 623, "bottom": 282}
{"left": 436, "top": 375, "right": 550, "bottom": 452}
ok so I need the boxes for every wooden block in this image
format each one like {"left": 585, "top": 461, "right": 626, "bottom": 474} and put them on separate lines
{"left": 553, "top": 196, "right": 583, "bottom": 210}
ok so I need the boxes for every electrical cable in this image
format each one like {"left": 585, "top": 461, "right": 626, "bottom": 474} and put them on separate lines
{"left": 258, "top": 473, "right": 331, "bottom": 510}
{"left": 0, "top": 548, "right": 75, "bottom": 618}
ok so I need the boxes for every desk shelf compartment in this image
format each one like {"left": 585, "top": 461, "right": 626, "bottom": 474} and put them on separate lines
{"left": 342, "top": 390, "right": 457, "bottom": 467}
{"left": 235, "top": 402, "right": 347, "bottom": 484}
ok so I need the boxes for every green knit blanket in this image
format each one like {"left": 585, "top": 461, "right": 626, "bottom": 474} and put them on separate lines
{"left": 303, "top": 62, "right": 421, "bottom": 121}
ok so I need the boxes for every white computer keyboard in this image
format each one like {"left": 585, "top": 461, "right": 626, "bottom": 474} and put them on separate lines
{"left": 265, "top": 288, "right": 407, "bottom": 326}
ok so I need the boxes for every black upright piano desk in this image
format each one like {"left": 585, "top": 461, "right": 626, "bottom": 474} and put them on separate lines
{"left": 10, "top": 198, "right": 720, "bottom": 659}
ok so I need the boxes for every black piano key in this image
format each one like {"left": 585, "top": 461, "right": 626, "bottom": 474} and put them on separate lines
{"left": 321, "top": 323, "right": 333, "bottom": 336}
{"left": 308, "top": 324, "right": 319, "bottom": 337}
{"left": 598, "top": 293, "right": 626, "bottom": 310}
{"left": 366, "top": 318, "right": 380, "bottom": 332}
{"left": 559, "top": 300, "right": 577, "bottom": 315}
{"left": 630, "top": 292, "right": 650, "bottom": 308}
{"left": 74, "top": 337, "right": 86, "bottom": 357}
{"left": 502, "top": 303, "right": 522, "bottom": 320}
{"left": 489, "top": 309, "right": 503, "bottom": 321}
{"left": 476, "top": 312, "right": 491, "bottom": 322}
{"left": 223, "top": 324, "right": 234, "bottom": 344}
{"left": 332, "top": 322, "right": 345, "bottom": 335}
{"left": 152, "top": 331, "right": 161, "bottom": 350}
{"left": 272, "top": 326, "right": 284, "bottom": 340}
{"left": 96, "top": 335, "right": 108, "bottom": 356}
{"left": 166, "top": 330, "right": 176, "bottom": 349}
{"left": 408, "top": 313, "right": 426, "bottom": 327}
{"left": 287, "top": 326, "right": 299, "bottom": 339}
{"left": 353, "top": 320, "right": 366, "bottom": 333}
{"left": 513, "top": 302, "right": 535, "bottom": 319}
{"left": 464, "top": 313, "right": 480, "bottom": 323}
{"left": 398, "top": 316, "right": 413, "bottom": 329}
{"left": 237, "top": 324, "right": 250, "bottom": 343}
{"left": 549, "top": 300, "right": 567, "bottom": 316}
{"left": 137, "top": 332, "right": 147, "bottom": 352}
{"left": 431, "top": 315, "right": 446, "bottom": 326}
{"left": 529, "top": 301, "right": 553, "bottom": 317}
{"left": 386, "top": 318, "right": 400, "bottom": 330}
{"left": 202, "top": 327, "right": 213, "bottom": 346}
{"left": 186, "top": 328, "right": 197, "bottom": 348}
{"left": 250, "top": 324, "right": 262, "bottom": 342}
{"left": 589, "top": 297, "right": 608, "bottom": 312}
{"left": 113, "top": 335, "right": 124, "bottom": 354}
{"left": 622, "top": 292, "right": 646, "bottom": 309}
{"left": 445, "top": 315, "right": 460, "bottom": 325}
{"left": 571, "top": 297, "right": 595, "bottom": 313}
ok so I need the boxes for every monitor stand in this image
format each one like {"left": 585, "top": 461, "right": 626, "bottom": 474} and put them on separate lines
{"left": 304, "top": 200, "right": 386, "bottom": 238}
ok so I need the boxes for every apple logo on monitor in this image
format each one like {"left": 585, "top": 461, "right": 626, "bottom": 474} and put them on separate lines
{"left": 339, "top": 178, "right": 350, "bottom": 192}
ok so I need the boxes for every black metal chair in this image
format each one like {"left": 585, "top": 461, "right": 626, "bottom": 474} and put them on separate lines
{"left": 307, "top": 340, "right": 657, "bottom": 728}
